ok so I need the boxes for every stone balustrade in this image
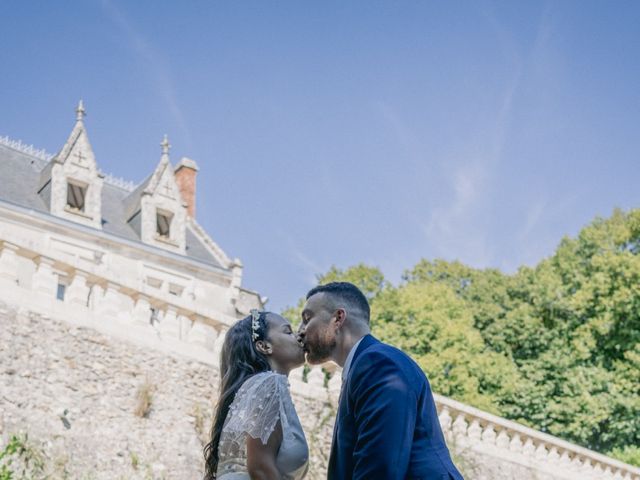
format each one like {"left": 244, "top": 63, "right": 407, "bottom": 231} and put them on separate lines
{"left": 0, "top": 240, "right": 232, "bottom": 356}
{"left": 0, "top": 240, "right": 332, "bottom": 387}
{"left": 301, "top": 363, "right": 640, "bottom": 479}
{"left": 433, "top": 393, "right": 640, "bottom": 480}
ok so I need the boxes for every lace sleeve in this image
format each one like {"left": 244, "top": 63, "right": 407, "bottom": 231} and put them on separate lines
{"left": 223, "top": 372, "right": 291, "bottom": 445}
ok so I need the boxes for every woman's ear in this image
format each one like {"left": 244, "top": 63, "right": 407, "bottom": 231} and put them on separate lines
{"left": 255, "top": 340, "right": 272, "bottom": 355}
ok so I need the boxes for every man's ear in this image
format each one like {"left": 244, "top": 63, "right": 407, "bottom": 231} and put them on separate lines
{"left": 333, "top": 308, "right": 347, "bottom": 330}
{"left": 255, "top": 340, "right": 272, "bottom": 355}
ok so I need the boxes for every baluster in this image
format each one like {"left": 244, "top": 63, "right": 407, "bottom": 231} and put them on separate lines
{"left": 481, "top": 422, "right": 497, "bottom": 447}
{"left": 580, "top": 458, "right": 594, "bottom": 476}
{"left": 592, "top": 463, "right": 604, "bottom": 479}
{"left": 534, "top": 443, "right": 548, "bottom": 461}
{"left": 547, "top": 446, "right": 560, "bottom": 464}
{"left": 438, "top": 407, "right": 452, "bottom": 432}
{"left": 602, "top": 466, "right": 614, "bottom": 479}
{"left": 328, "top": 372, "right": 342, "bottom": 398}
{"left": 452, "top": 414, "right": 469, "bottom": 447}
{"left": 522, "top": 438, "right": 535, "bottom": 458}
{"left": 467, "top": 419, "right": 482, "bottom": 443}
{"left": 307, "top": 366, "right": 325, "bottom": 389}
{"left": 570, "top": 455, "right": 583, "bottom": 471}
{"left": 509, "top": 433, "right": 523, "bottom": 454}
{"left": 438, "top": 407, "right": 453, "bottom": 443}
{"left": 495, "top": 429, "right": 510, "bottom": 449}
{"left": 289, "top": 366, "right": 305, "bottom": 383}
{"left": 559, "top": 451, "right": 572, "bottom": 469}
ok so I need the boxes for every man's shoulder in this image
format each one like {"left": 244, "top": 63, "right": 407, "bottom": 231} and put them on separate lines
{"left": 354, "top": 338, "right": 423, "bottom": 378}
{"left": 362, "top": 337, "right": 412, "bottom": 359}
{"left": 364, "top": 339, "right": 406, "bottom": 359}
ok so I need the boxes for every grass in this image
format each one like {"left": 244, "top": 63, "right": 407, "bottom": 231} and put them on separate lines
{"left": 130, "top": 452, "right": 139, "bottom": 470}
{"left": 0, "top": 434, "right": 45, "bottom": 480}
{"left": 134, "top": 379, "right": 155, "bottom": 418}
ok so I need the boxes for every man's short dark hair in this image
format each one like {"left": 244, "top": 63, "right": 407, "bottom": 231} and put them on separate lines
{"left": 306, "top": 282, "right": 370, "bottom": 323}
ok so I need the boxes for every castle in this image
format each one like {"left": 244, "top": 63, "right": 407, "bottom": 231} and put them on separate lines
{"left": 0, "top": 104, "right": 638, "bottom": 479}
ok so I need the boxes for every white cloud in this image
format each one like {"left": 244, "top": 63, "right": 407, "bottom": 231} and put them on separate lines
{"left": 422, "top": 160, "right": 493, "bottom": 267}
{"left": 275, "top": 229, "right": 326, "bottom": 286}
{"left": 417, "top": 4, "right": 559, "bottom": 269}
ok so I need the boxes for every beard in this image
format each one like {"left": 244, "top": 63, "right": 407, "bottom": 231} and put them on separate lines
{"left": 305, "top": 329, "right": 337, "bottom": 364}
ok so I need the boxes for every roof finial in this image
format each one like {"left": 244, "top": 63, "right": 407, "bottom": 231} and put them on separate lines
{"left": 76, "top": 100, "right": 86, "bottom": 122}
{"left": 161, "top": 134, "right": 171, "bottom": 157}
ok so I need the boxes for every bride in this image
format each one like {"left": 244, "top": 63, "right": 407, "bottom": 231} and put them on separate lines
{"left": 203, "top": 310, "right": 309, "bottom": 480}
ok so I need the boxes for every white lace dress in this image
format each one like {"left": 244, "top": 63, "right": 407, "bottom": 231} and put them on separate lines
{"left": 216, "top": 371, "right": 309, "bottom": 480}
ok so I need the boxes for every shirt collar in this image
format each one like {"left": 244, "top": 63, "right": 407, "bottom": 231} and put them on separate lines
{"left": 342, "top": 336, "right": 365, "bottom": 382}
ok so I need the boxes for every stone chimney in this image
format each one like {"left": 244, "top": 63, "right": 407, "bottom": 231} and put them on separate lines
{"left": 174, "top": 157, "right": 199, "bottom": 218}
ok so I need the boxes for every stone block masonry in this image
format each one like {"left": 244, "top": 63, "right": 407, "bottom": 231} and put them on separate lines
{"left": 0, "top": 303, "right": 332, "bottom": 479}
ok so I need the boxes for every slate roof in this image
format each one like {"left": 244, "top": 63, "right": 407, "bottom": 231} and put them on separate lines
{"left": 0, "top": 142, "right": 224, "bottom": 269}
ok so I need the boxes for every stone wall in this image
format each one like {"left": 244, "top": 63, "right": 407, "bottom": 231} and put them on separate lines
{"left": 0, "top": 304, "right": 333, "bottom": 479}
{"left": 2, "top": 300, "right": 639, "bottom": 480}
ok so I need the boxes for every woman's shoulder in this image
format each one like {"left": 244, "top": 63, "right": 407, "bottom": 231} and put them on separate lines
{"left": 238, "top": 371, "right": 288, "bottom": 395}
{"left": 244, "top": 370, "right": 287, "bottom": 384}
{"left": 226, "top": 372, "right": 291, "bottom": 429}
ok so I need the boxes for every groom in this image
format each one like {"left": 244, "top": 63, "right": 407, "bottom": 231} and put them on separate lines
{"left": 298, "top": 282, "right": 464, "bottom": 479}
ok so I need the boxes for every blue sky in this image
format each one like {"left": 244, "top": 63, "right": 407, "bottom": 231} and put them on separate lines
{"left": 1, "top": 1, "right": 639, "bottom": 312}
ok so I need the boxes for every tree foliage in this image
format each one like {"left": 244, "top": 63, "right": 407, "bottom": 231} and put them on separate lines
{"left": 282, "top": 209, "right": 640, "bottom": 465}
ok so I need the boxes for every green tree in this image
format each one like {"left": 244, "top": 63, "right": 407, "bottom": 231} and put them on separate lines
{"left": 371, "top": 282, "right": 521, "bottom": 413}
{"left": 280, "top": 208, "right": 640, "bottom": 465}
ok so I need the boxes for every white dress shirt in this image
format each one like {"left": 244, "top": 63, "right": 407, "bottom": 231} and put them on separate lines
{"left": 341, "top": 336, "right": 365, "bottom": 383}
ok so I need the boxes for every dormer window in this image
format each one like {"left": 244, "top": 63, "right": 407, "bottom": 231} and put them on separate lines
{"left": 126, "top": 135, "right": 186, "bottom": 252}
{"left": 156, "top": 210, "right": 173, "bottom": 238}
{"left": 66, "top": 181, "right": 88, "bottom": 212}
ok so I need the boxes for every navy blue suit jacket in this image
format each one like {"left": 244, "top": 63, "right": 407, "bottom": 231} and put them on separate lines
{"left": 327, "top": 335, "right": 464, "bottom": 480}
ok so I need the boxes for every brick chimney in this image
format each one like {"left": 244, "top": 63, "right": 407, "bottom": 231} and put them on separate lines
{"left": 174, "top": 157, "right": 199, "bottom": 218}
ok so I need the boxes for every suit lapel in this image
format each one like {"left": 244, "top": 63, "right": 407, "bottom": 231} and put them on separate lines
{"left": 328, "top": 334, "right": 379, "bottom": 475}
{"left": 344, "top": 334, "right": 378, "bottom": 387}
{"left": 331, "top": 336, "right": 378, "bottom": 444}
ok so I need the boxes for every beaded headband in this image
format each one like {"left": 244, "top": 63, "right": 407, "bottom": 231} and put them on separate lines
{"left": 250, "top": 309, "right": 262, "bottom": 342}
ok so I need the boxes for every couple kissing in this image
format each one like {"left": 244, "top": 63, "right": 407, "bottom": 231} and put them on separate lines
{"left": 203, "top": 282, "right": 464, "bottom": 480}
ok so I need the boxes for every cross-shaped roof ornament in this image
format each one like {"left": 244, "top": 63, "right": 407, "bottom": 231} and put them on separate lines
{"left": 161, "top": 134, "right": 171, "bottom": 156}
{"left": 74, "top": 150, "right": 86, "bottom": 164}
{"left": 76, "top": 100, "right": 86, "bottom": 122}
